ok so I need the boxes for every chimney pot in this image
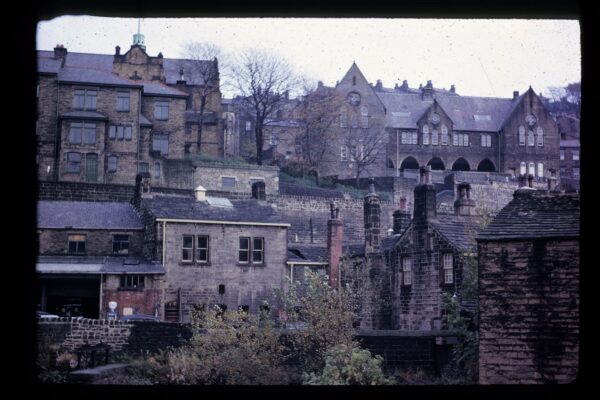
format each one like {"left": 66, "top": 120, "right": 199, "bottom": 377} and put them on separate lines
{"left": 115, "top": 45, "right": 121, "bottom": 56}
{"left": 194, "top": 184, "right": 207, "bottom": 202}
{"left": 513, "top": 91, "right": 519, "bottom": 100}
{"left": 450, "top": 84, "right": 456, "bottom": 93}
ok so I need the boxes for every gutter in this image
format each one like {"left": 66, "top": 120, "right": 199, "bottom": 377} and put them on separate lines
{"left": 286, "top": 261, "right": 328, "bottom": 266}
{"left": 155, "top": 218, "right": 290, "bottom": 228}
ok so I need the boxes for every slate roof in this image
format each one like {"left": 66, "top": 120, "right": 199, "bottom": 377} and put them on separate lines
{"left": 560, "top": 140, "right": 580, "bottom": 148}
{"left": 141, "top": 81, "right": 188, "bottom": 97}
{"left": 57, "top": 66, "right": 141, "bottom": 87}
{"left": 37, "top": 255, "right": 165, "bottom": 275}
{"left": 140, "top": 114, "right": 152, "bottom": 126}
{"left": 142, "top": 195, "right": 288, "bottom": 225}
{"left": 430, "top": 213, "right": 484, "bottom": 252}
{"left": 60, "top": 111, "right": 108, "bottom": 120}
{"left": 377, "top": 91, "right": 518, "bottom": 132}
{"left": 382, "top": 234, "right": 401, "bottom": 252}
{"left": 477, "top": 190, "right": 580, "bottom": 240}
{"left": 38, "top": 201, "right": 143, "bottom": 230}
{"left": 287, "top": 245, "right": 328, "bottom": 263}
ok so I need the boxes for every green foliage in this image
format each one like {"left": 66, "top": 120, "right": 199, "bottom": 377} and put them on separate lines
{"left": 36, "top": 342, "right": 74, "bottom": 383}
{"left": 303, "top": 344, "right": 394, "bottom": 385}
{"left": 192, "top": 153, "right": 253, "bottom": 167}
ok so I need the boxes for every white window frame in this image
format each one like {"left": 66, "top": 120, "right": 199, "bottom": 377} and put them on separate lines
{"left": 443, "top": 253, "right": 453, "bottom": 284}
{"left": 401, "top": 257, "right": 412, "bottom": 286}
{"left": 431, "top": 129, "right": 438, "bottom": 145}
{"left": 411, "top": 132, "right": 418, "bottom": 145}
{"left": 573, "top": 150, "right": 579, "bottom": 161}
{"left": 401, "top": 132, "right": 408, "bottom": 144}
{"left": 520, "top": 162, "right": 526, "bottom": 176}
{"left": 560, "top": 150, "right": 565, "bottom": 160}
{"left": 182, "top": 235, "right": 194, "bottom": 262}
{"left": 453, "top": 133, "right": 458, "bottom": 146}
{"left": 239, "top": 237, "right": 250, "bottom": 264}
{"left": 196, "top": 235, "right": 209, "bottom": 263}
{"left": 340, "top": 146, "right": 348, "bottom": 161}
{"left": 528, "top": 162, "right": 535, "bottom": 176}
{"left": 423, "top": 131, "right": 430, "bottom": 145}
{"left": 537, "top": 163, "right": 544, "bottom": 178}
{"left": 252, "top": 237, "right": 264, "bottom": 264}
{"left": 536, "top": 126, "right": 544, "bottom": 147}
{"left": 527, "top": 130, "right": 535, "bottom": 146}
{"left": 519, "top": 126, "right": 526, "bottom": 146}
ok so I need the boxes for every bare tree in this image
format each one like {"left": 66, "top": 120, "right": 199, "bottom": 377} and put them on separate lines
{"left": 340, "top": 108, "right": 387, "bottom": 187}
{"left": 294, "top": 81, "right": 346, "bottom": 185}
{"left": 230, "top": 48, "right": 299, "bottom": 165}
{"left": 179, "top": 42, "right": 223, "bottom": 153}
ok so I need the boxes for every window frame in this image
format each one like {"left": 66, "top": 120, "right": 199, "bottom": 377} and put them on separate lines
{"left": 528, "top": 162, "right": 535, "bottom": 176}
{"left": 537, "top": 162, "right": 544, "bottom": 178}
{"left": 442, "top": 253, "right": 454, "bottom": 284}
{"left": 119, "top": 275, "right": 145, "bottom": 290}
{"left": 116, "top": 91, "right": 131, "bottom": 112}
{"left": 536, "top": 126, "right": 544, "bottom": 147}
{"left": 520, "top": 161, "right": 527, "bottom": 176}
{"left": 82, "top": 122, "right": 96, "bottom": 144}
{"left": 221, "top": 176, "right": 237, "bottom": 189}
{"left": 73, "top": 88, "right": 97, "bottom": 111}
{"left": 138, "top": 162, "right": 149, "bottom": 174}
{"left": 252, "top": 237, "right": 264, "bottom": 264}
{"left": 239, "top": 237, "right": 250, "bottom": 264}
{"left": 69, "top": 122, "right": 83, "bottom": 144}
{"left": 66, "top": 152, "right": 81, "bottom": 173}
{"left": 431, "top": 129, "right": 438, "bottom": 145}
{"left": 181, "top": 235, "right": 194, "bottom": 263}
{"left": 112, "top": 234, "right": 130, "bottom": 255}
{"left": 107, "top": 155, "right": 117, "bottom": 173}
{"left": 154, "top": 162, "right": 161, "bottom": 178}
{"left": 401, "top": 256, "right": 412, "bottom": 286}
{"left": 527, "top": 130, "right": 535, "bottom": 147}
{"left": 560, "top": 150, "right": 565, "bottom": 160}
{"left": 340, "top": 146, "right": 348, "bottom": 161}
{"left": 519, "top": 126, "right": 526, "bottom": 146}
{"left": 196, "top": 235, "right": 210, "bottom": 264}
{"left": 68, "top": 234, "right": 86, "bottom": 254}
{"left": 154, "top": 101, "right": 169, "bottom": 120}
{"left": 573, "top": 150, "right": 579, "bottom": 161}
{"left": 152, "top": 134, "right": 169, "bottom": 155}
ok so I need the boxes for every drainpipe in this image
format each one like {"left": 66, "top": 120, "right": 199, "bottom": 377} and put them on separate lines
{"left": 396, "top": 129, "right": 399, "bottom": 177}
{"left": 99, "top": 273, "right": 103, "bottom": 318}
{"left": 137, "top": 89, "right": 142, "bottom": 176}
{"left": 162, "top": 220, "right": 166, "bottom": 266}
{"left": 53, "top": 81, "right": 60, "bottom": 181}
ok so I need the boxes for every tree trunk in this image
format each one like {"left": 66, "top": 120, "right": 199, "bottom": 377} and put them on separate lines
{"left": 255, "top": 123, "right": 263, "bottom": 165}
{"left": 197, "top": 96, "right": 206, "bottom": 153}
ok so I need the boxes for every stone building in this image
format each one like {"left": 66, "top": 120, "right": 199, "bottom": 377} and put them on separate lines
{"left": 135, "top": 181, "right": 291, "bottom": 322}
{"left": 382, "top": 167, "right": 484, "bottom": 332}
{"left": 36, "top": 200, "right": 165, "bottom": 319}
{"left": 36, "top": 32, "right": 224, "bottom": 186}
{"left": 477, "top": 187, "right": 580, "bottom": 384}
{"left": 556, "top": 114, "right": 580, "bottom": 191}
{"left": 314, "top": 63, "right": 560, "bottom": 183}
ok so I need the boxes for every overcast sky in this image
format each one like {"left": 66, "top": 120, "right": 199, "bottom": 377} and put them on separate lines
{"left": 36, "top": 16, "right": 580, "bottom": 99}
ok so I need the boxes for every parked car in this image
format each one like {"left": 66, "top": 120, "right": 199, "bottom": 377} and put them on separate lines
{"left": 37, "top": 311, "right": 59, "bottom": 319}
{"left": 120, "top": 314, "right": 159, "bottom": 321}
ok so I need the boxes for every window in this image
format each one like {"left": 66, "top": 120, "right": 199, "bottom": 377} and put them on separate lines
{"left": 73, "top": 88, "right": 97, "bottom": 110}
{"left": 361, "top": 106, "right": 369, "bottom": 128}
{"left": 154, "top": 162, "right": 161, "bottom": 178}
{"left": 85, "top": 153, "right": 98, "bottom": 182}
{"left": 66, "top": 152, "right": 81, "bottom": 173}
{"left": 520, "top": 162, "right": 526, "bottom": 176}
{"left": 573, "top": 167, "right": 580, "bottom": 177}
{"left": 431, "top": 129, "right": 438, "bottom": 145}
{"left": 458, "top": 134, "right": 464, "bottom": 146}
{"left": 401, "top": 257, "right": 412, "bottom": 285}
{"left": 83, "top": 123, "right": 96, "bottom": 144}
{"left": 138, "top": 162, "right": 149, "bottom": 174}
{"left": 239, "top": 237, "right": 250, "bottom": 263}
{"left": 560, "top": 150, "right": 565, "bottom": 160}
{"left": 270, "top": 134, "right": 278, "bottom": 145}
{"left": 154, "top": 101, "right": 169, "bottom": 120}
{"left": 68, "top": 234, "right": 86, "bottom": 254}
{"left": 536, "top": 126, "right": 544, "bottom": 146}
{"left": 185, "top": 124, "right": 193, "bottom": 135}
{"left": 69, "top": 122, "right": 82, "bottom": 144}
{"left": 196, "top": 236, "right": 209, "bottom": 263}
{"left": 442, "top": 253, "right": 453, "bottom": 284}
{"left": 245, "top": 121, "right": 252, "bottom": 131}
{"left": 527, "top": 130, "right": 535, "bottom": 146}
{"left": 152, "top": 134, "right": 169, "bottom": 155}
{"left": 117, "top": 91, "right": 130, "bottom": 112}
{"left": 537, "top": 163, "right": 544, "bottom": 177}
{"left": 109, "top": 125, "right": 132, "bottom": 141}
{"left": 184, "top": 144, "right": 192, "bottom": 154}
{"left": 401, "top": 131, "right": 407, "bottom": 144}
{"left": 441, "top": 125, "right": 449, "bottom": 145}
{"left": 519, "top": 126, "right": 526, "bottom": 146}
{"left": 411, "top": 132, "right": 418, "bottom": 145}
{"left": 120, "top": 275, "right": 145, "bottom": 290}
{"left": 340, "top": 146, "right": 348, "bottom": 161}
{"left": 453, "top": 133, "right": 458, "bottom": 146}
{"left": 422, "top": 125, "right": 430, "bottom": 145}
{"left": 182, "top": 235, "right": 194, "bottom": 262}
{"left": 528, "top": 162, "right": 535, "bottom": 176}
{"left": 573, "top": 150, "right": 579, "bottom": 161}
{"left": 340, "top": 108, "right": 347, "bottom": 128}
{"left": 481, "top": 134, "right": 491, "bottom": 147}
{"left": 221, "top": 176, "right": 236, "bottom": 189}
{"left": 108, "top": 156, "right": 117, "bottom": 172}
{"left": 252, "top": 238, "right": 264, "bottom": 264}
{"left": 560, "top": 166, "right": 566, "bottom": 176}
{"left": 112, "top": 234, "right": 130, "bottom": 254}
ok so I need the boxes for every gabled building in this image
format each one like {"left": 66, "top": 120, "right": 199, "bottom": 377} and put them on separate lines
{"left": 36, "top": 31, "right": 224, "bottom": 187}
{"left": 36, "top": 200, "right": 165, "bottom": 319}
{"left": 477, "top": 186, "right": 580, "bottom": 384}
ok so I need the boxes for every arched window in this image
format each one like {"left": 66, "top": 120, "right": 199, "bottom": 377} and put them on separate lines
{"left": 528, "top": 162, "right": 535, "bottom": 176}
{"left": 527, "top": 130, "right": 535, "bottom": 146}
{"left": 339, "top": 107, "right": 347, "bottom": 127}
{"left": 422, "top": 125, "right": 429, "bottom": 145}
{"left": 361, "top": 106, "right": 369, "bottom": 128}
{"left": 431, "top": 129, "right": 439, "bottom": 145}
{"left": 536, "top": 126, "right": 544, "bottom": 146}
{"left": 520, "top": 162, "right": 526, "bottom": 175}
{"left": 519, "top": 126, "right": 526, "bottom": 146}
{"left": 537, "top": 162, "right": 544, "bottom": 177}
{"left": 441, "top": 125, "right": 449, "bottom": 145}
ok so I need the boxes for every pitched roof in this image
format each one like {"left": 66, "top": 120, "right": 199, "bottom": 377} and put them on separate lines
{"left": 142, "top": 194, "right": 289, "bottom": 225}
{"left": 59, "top": 111, "right": 108, "bottom": 120}
{"left": 382, "top": 234, "right": 401, "bottom": 252}
{"left": 477, "top": 190, "right": 580, "bottom": 240}
{"left": 141, "top": 81, "right": 188, "bottom": 97}
{"left": 57, "top": 66, "right": 141, "bottom": 87}
{"left": 377, "top": 92, "right": 432, "bottom": 129}
{"left": 430, "top": 213, "right": 484, "bottom": 252}
{"left": 37, "top": 255, "right": 164, "bottom": 275}
{"left": 38, "top": 201, "right": 143, "bottom": 230}
{"left": 287, "top": 245, "right": 328, "bottom": 263}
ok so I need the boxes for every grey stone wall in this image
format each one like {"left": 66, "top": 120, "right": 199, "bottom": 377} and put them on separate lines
{"left": 193, "top": 162, "right": 280, "bottom": 194}
{"left": 39, "top": 228, "right": 144, "bottom": 257}
{"left": 161, "top": 222, "right": 289, "bottom": 321}
{"left": 478, "top": 239, "right": 579, "bottom": 384}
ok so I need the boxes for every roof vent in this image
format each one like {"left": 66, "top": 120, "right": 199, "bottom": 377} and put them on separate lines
{"left": 195, "top": 185, "right": 207, "bottom": 202}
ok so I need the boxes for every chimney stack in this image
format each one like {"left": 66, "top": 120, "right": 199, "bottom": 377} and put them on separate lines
{"left": 454, "top": 182, "right": 476, "bottom": 216}
{"left": 422, "top": 80, "right": 434, "bottom": 101}
{"left": 392, "top": 197, "right": 411, "bottom": 234}
{"left": 518, "top": 174, "right": 527, "bottom": 188}
{"left": 327, "top": 202, "right": 344, "bottom": 289}
{"left": 527, "top": 174, "right": 534, "bottom": 188}
{"left": 364, "top": 178, "right": 381, "bottom": 255}
{"left": 450, "top": 84, "right": 456, "bottom": 93}
{"left": 252, "top": 181, "right": 266, "bottom": 201}
{"left": 547, "top": 176, "right": 558, "bottom": 192}
{"left": 53, "top": 44, "right": 67, "bottom": 66}
{"left": 401, "top": 80, "right": 409, "bottom": 91}
{"left": 375, "top": 79, "right": 383, "bottom": 91}
{"left": 513, "top": 91, "right": 520, "bottom": 100}
{"left": 414, "top": 166, "right": 437, "bottom": 222}
{"left": 194, "top": 184, "right": 207, "bottom": 202}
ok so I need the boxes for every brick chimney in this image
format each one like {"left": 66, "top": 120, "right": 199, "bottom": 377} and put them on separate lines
{"left": 401, "top": 80, "right": 409, "bottom": 91}
{"left": 414, "top": 166, "right": 436, "bottom": 222}
{"left": 115, "top": 45, "right": 121, "bottom": 56}
{"left": 375, "top": 79, "right": 383, "bottom": 91}
{"left": 454, "top": 182, "right": 476, "bottom": 216}
{"left": 422, "top": 80, "right": 433, "bottom": 101}
{"left": 450, "top": 84, "right": 456, "bottom": 93}
{"left": 252, "top": 181, "right": 266, "bottom": 201}
{"left": 327, "top": 202, "right": 343, "bottom": 289}
{"left": 364, "top": 179, "right": 381, "bottom": 255}
{"left": 392, "top": 197, "right": 411, "bottom": 234}
{"left": 53, "top": 44, "right": 67, "bottom": 66}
